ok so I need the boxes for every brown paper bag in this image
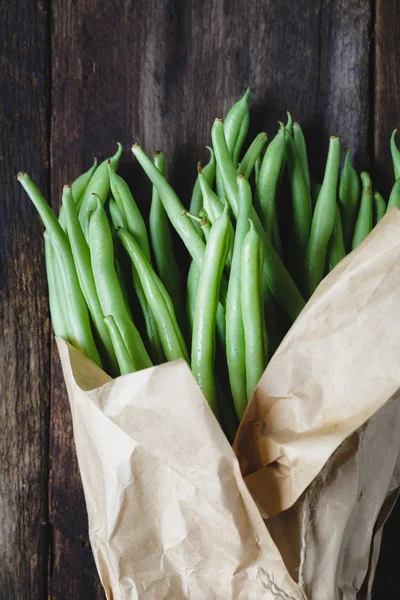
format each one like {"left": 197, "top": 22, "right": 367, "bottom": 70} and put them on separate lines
{"left": 57, "top": 209, "right": 400, "bottom": 599}
{"left": 234, "top": 209, "right": 400, "bottom": 599}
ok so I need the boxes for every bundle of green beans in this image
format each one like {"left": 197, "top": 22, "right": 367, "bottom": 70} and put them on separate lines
{"left": 18, "top": 90, "right": 400, "bottom": 441}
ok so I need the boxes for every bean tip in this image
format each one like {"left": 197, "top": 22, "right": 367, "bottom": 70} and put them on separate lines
{"left": 197, "top": 161, "right": 202, "bottom": 174}
{"left": 131, "top": 143, "right": 140, "bottom": 150}
{"left": 215, "top": 117, "right": 223, "bottom": 123}
{"left": 152, "top": 150, "right": 161, "bottom": 157}
{"left": 63, "top": 184, "right": 71, "bottom": 189}
{"left": 17, "top": 171, "right": 25, "bottom": 180}
{"left": 236, "top": 174, "right": 245, "bottom": 181}
{"left": 330, "top": 135, "right": 339, "bottom": 140}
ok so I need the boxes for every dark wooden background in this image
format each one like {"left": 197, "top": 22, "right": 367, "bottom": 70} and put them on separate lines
{"left": 1, "top": 0, "right": 399, "bottom": 598}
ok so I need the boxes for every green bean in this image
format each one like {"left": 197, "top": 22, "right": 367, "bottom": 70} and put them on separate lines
{"left": 352, "top": 172, "right": 373, "bottom": 250}
{"left": 186, "top": 260, "right": 200, "bottom": 336}
{"left": 88, "top": 198, "right": 151, "bottom": 370}
{"left": 232, "top": 102, "right": 250, "bottom": 167}
{"left": 63, "top": 186, "right": 119, "bottom": 375}
{"left": 374, "top": 192, "right": 387, "bottom": 224}
{"left": 191, "top": 202, "right": 230, "bottom": 414}
{"left": 241, "top": 221, "right": 267, "bottom": 400}
{"left": 310, "top": 178, "right": 322, "bottom": 210}
{"left": 286, "top": 111, "right": 293, "bottom": 136}
{"left": 327, "top": 205, "right": 346, "bottom": 271}
{"left": 117, "top": 228, "right": 189, "bottom": 363}
{"left": 285, "top": 128, "right": 312, "bottom": 258}
{"left": 212, "top": 118, "right": 305, "bottom": 321}
{"left": 109, "top": 163, "right": 151, "bottom": 261}
{"left": 256, "top": 123, "right": 285, "bottom": 241}
{"left": 390, "top": 129, "right": 400, "bottom": 180}
{"left": 149, "top": 151, "right": 183, "bottom": 312}
{"left": 81, "top": 192, "right": 98, "bottom": 241}
{"left": 226, "top": 175, "right": 251, "bottom": 419}
{"left": 339, "top": 149, "right": 361, "bottom": 251}
{"left": 237, "top": 132, "right": 268, "bottom": 179}
{"left": 108, "top": 197, "right": 127, "bottom": 229}
{"left": 189, "top": 146, "right": 216, "bottom": 234}
{"left": 79, "top": 143, "right": 123, "bottom": 228}
{"left": 293, "top": 122, "right": 310, "bottom": 191}
{"left": 387, "top": 178, "right": 400, "bottom": 210}
{"left": 132, "top": 144, "right": 206, "bottom": 266}
{"left": 59, "top": 158, "right": 98, "bottom": 228}
{"left": 17, "top": 172, "right": 102, "bottom": 366}
{"left": 305, "top": 135, "right": 340, "bottom": 296}
{"left": 224, "top": 88, "right": 251, "bottom": 159}
{"left": 44, "top": 232, "right": 70, "bottom": 341}
{"left": 198, "top": 163, "right": 224, "bottom": 223}
{"left": 104, "top": 316, "right": 135, "bottom": 375}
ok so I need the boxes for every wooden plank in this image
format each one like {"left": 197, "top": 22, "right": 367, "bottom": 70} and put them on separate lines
{"left": 0, "top": 2, "right": 51, "bottom": 599}
{"left": 373, "top": 1, "right": 400, "bottom": 594}
{"left": 49, "top": 0, "right": 372, "bottom": 597}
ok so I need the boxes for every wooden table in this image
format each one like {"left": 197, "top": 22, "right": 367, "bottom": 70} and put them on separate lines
{"left": 1, "top": 1, "right": 399, "bottom": 597}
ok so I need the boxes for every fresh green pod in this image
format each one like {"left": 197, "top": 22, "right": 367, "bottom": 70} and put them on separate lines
{"left": 224, "top": 88, "right": 251, "bottom": 159}
{"left": 387, "top": 178, "right": 400, "bottom": 210}
{"left": 254, "top": 156, "right": 262, "bottom": 186}
{"left": 339, "top": 149, "right": 361, "bottom": 251}
{"left": 117, "top": 228, "right": 189, "bottom": 363}
{"left": 63, "top": 186, "right": 119, "bottom": 375}
{"left": 79, "top": 143, "right": 123, "bottom": 228}
{"left": 237, "top": 132, "right": 268, "bottom": 179}
{"left": 390, "top": 130, "right": 400, "bottom": 180}
{"left": 59, "top": 158, "right": 98, "bottom": 228}
{"left": 232, "top": 103, "right": 251, "bottom": 167}
{"left": 241, "top": 221, "right": 268, "bottom": 400}
{"left": 256, "top": 124, "right": 285, "bottom": 241}
{"left": 44, "top": 232, "right": 70, "bottom": 341}
{"left": 374, "top": 192, "right": 387, "bottom": 224}
{"left": 327, "top": 205, "right": 346, "bottom": 271}
{"left": 285, "top": 128, "right": 312, "bottom": 259}
{"left": 109, "top": 163, "right": 151, "bottom": 261}
{"left": 226, "top": 175, "right": 251, "bottom": 419}
{"left": 89, "top": 198, "right": 151, "bottom": 370}
{"left": 132, "top": 144, "right": 206, "bottom": 267}
{"left": 104, "top": 315, "right": 136, "bottom": 375}
{"left": 186, "top": 260, "right": 200, "bottom": 337}
{"left": 352, "top": 172, "right": 373, "bottom": 250}
{"left": 212, "top": 118, "right": 305, "bottom": 321}
{"left": 149, "top": 151, "right": 183, "bottom": 313}
{"left": 191, "top": 202, "right": 231, "bottom": 415}
{"left": 310, "top": 178, "right": 322, "bottom": 210}
{"left": 189, "top": 147, "right": 216, "bottom": 234}
{"left": 286, "top": 111, "right": 293, "bottom": 136}
{"left": 293, "top": 122, "right": 310, "bottom": 191}
{"left": 18, "top": 173, "right": 102, "bottom": 366}
{"left": 305, "top": 136, "right": 341, "bottom": 297}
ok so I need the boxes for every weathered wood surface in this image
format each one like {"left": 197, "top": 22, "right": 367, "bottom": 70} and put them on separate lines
{"left": 0, "top": 2, "right": 51, "bottom": 599}
{"left": 2, "top": 0, "right": 400, "bottom": 597}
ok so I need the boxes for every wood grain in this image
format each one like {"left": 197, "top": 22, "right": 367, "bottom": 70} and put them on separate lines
{"left": 0, "top": 2, "right": 51, "bottom": 599}
{"left": 49, "top": 1, "right": 373, "bottom": 597}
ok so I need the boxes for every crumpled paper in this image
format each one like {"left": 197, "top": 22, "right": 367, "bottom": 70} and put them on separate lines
{"left": 57, "top": 209, "right": 400, "bottom": 599}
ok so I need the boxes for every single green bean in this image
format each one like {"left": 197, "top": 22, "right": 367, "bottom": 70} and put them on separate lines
{"left": 339, "top": 149, "right": 361, "bottom": 251}
{"left": 226, "top": 175, "right": 251, "bottom": 419}
{"left": 63, "top": 186, "right": 119, "bottom": 375}
{"left": 109, "top": 163, "right": 151, "bottom": 261}
{"left": 212, "top": 118, "right": 305, "bottom": 321}
{"left": 224, "top": 88, "right": 251, "bottom": 159}
{"left": 293, "top": 122, "right": 310, "bottom": 191}
{"left": 374, "top": 192, "right": 387, "bottom": 224}
{"left": 108, "top": 197, "right": 128, "bottom": 229}
{"left": 44, "top": 232, "right": 70, "bottom": 341}
{"left": 390, "top": 129, "right": 400, "bottom": 180}
{"left": 352, "top": 172, "right": 373, "bottom": 250}
{"left": 59, "top": 158, "right": 98, "bottom": 228}
{"left": 17, "top": 172, "right": 102, "bottom": 366}
{"left": 89, "top": 198, "right": 151, "bottom": 370}
{"left": 104, "top": 315, "right": 135, "bottom": 375}
{"left": 254, "top": 156, "right": 262, "bottom": 186}
{"left": 132, "top": 144, "right": 206, "bottom": 266}
{"left": 186, "top": 260, "right": 200, "bottom": 336}
{"left": 387, "top": 178, "right": 400, "bottom": 210}
{"left": 232, "top": 101, "right": 250, "bottom": 167}
{"left": 285, "top": 128, "right": 312, "bottom": 258}
{"left": 191, "top": 203, "right": 230, "bottom": 414}
{"left": 305, "top": 136, "right": 341, "bottom": 297}
{"left": 256, "top": 123, "right": 285, "bottom": 241}
{"left": 286, "top": 111, "right": 293, "bottom": 136}
{"left": 237, "top": 132, "right": 268, "bottom": 179}
{"left": 189, "top": 147, "right": 216, "bottom": 234}
{"left": 79, "top": 143, "right": 123, "bottom": 228}
{"left": 327, "top": 205, "right": 346, "bottom": 271}
{"left": 117, "top": 228, "right": 189, "bottom": 363}
{"left": 241, "top": 221, "right": 268, "bottom": 400}
{"left": 149, "top": 151, "right": 183, "bottom": 312}
{"left": 198, "top": 163, "right": 224, "bottom": 223}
